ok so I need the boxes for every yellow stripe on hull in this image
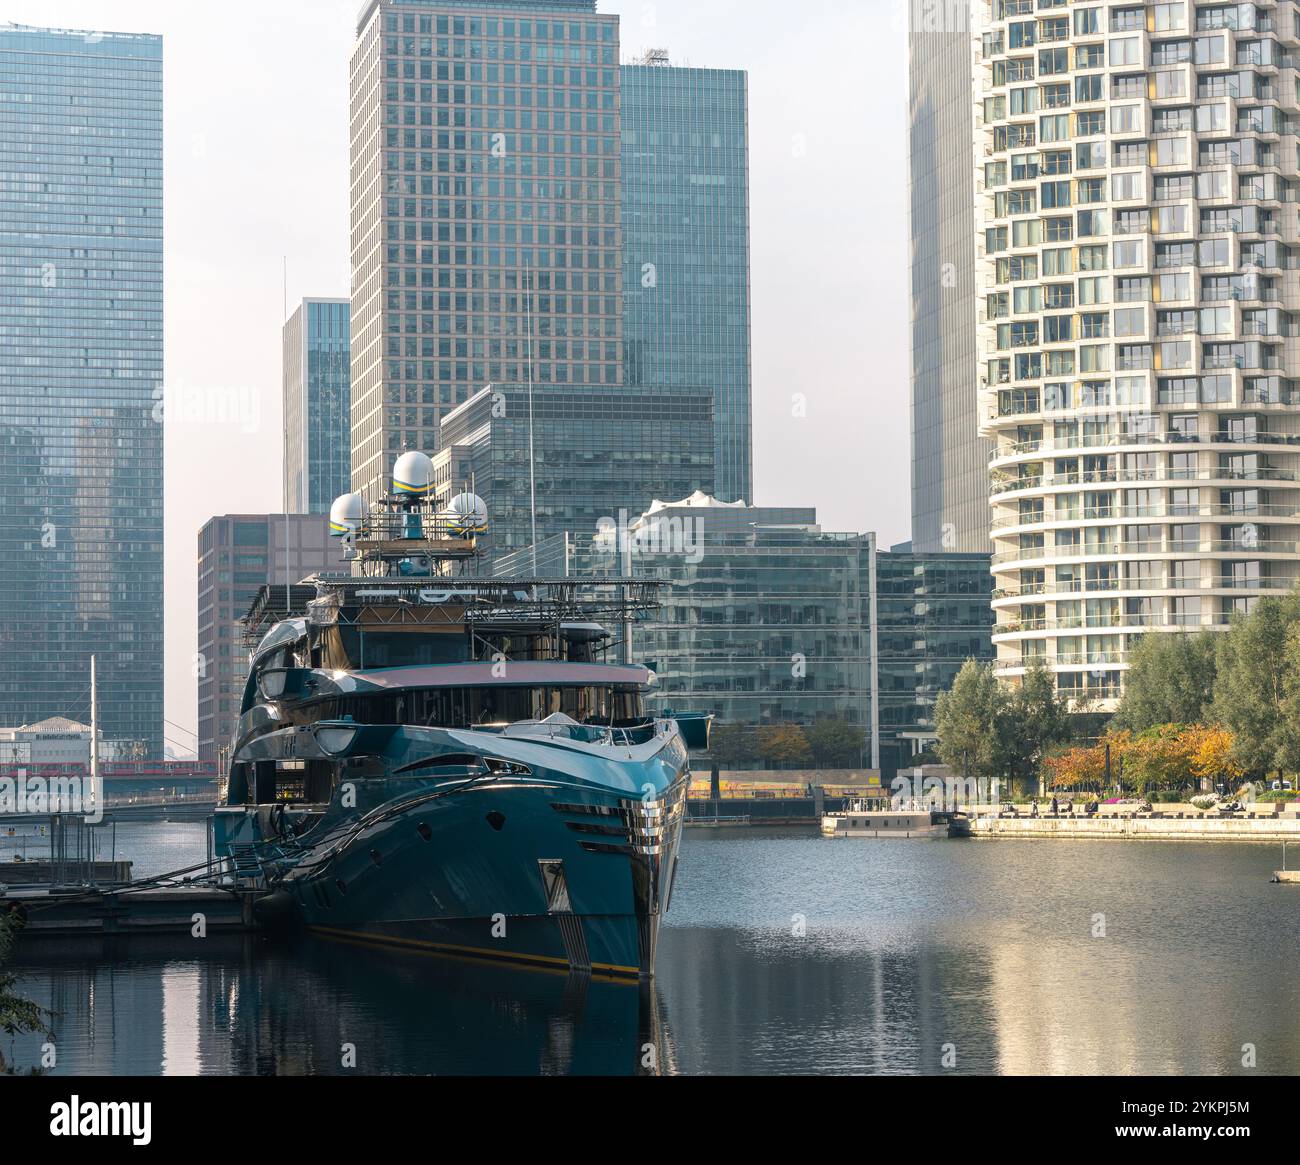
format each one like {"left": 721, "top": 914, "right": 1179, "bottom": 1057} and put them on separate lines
{"left": 307, "top": 924, "right": 644, "bottom": 983}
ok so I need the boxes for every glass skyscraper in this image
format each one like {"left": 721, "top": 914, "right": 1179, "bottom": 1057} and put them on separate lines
{"left": 349, "top": 0, "right": 624, "bottom": 499}
{"left": 283, "top": 298, "right": 352, "bottom": 514}
{"left": 622, "top": 52, "right": 753, "bottom": 504}
{"left": 0, "top": 25, "right": 163, "bottom": 755}
{"left": 434, "top": 381, "right": 715, "bottom": 557}
{"left": 909, "top": 6, "right": 993, "bottom": 552}
{"left": 874, "top": 545, "right": 996, "bottom": 775}
{"left": 196, "top": 514, "right": 342, "bottom": 762}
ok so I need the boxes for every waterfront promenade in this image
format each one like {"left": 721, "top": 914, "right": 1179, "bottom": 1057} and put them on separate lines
{"left": 966, "top": 801, "right": 1300, "bottom": 842}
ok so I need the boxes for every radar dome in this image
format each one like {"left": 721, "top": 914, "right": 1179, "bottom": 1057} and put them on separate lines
{"left": 393, "top": 451, "right": 434, "bottom": 499}
{"left": 446, "top": 492, "right": 488, "bottom": 536}
{"left": 328, "top": 492, "right": 370, "bottom": 538}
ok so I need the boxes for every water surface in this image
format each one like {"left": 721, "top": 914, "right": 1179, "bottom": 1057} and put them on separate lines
{"left": 5, "top": 825, "right": 1296, "bottom": 1075}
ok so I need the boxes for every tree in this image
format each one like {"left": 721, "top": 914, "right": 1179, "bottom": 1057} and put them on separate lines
{"left": 1211, "top": 593, "right": 1300, "bottom": 777}
{"left": 756, "top": 724, "right": 812, "bottom": 769}
{"left": 1123, "top": 724, "right": 1200, "bottom": 794}
{"left": 934, "top": 659, "right": 1008, "bottom": 783}
{"left": 1113, "top": 630, "right": 1217, "bottom": 731}
{"left": 1046, "top": 738, "right": 1110, "bottom": 791}
{"left": 1277, "top": 623, "right": 1300, "bottom": 775}
{"left": 1188, "top": 724, "right": 1243, "bottom": 789}
{"left": 708, "top": 723, "right": 757, "bottom": 769}
{"left": 1001, "top": 660, "right": 1073, "bottom": 791}
{"left": 0, "top": 913, "right": 51, "bottom": 1074}
{"left": 805, "top": 718, "right": 864, "bottom": 769}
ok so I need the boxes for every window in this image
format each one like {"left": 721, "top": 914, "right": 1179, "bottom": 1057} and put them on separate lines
{"left": 1111, "top": 104, "right": 1141, "bottom": 133}
{"left": 1112, "top": 171, "right": 1143, "bottom": 200}
{"left": 1040, "top": 113, "right": 1070, "bottom": 141}
{"left": 1155, "top": 137, "right": 1189, "bottom": 166}
{"left": 1042, "top": 247, "right": 1072, "bottom": 275}
{"left": 1041, "top": 180, "right": 1071, "bottom": 208}
{"left": 1077, "top": 140, "right": 1108, "bottom": 168}
{"left": 1110, "top": 37, "right": 1141, "bottom": 66}
{"left": 1153, "top": 72, "right": 1187, "bottom": 99}
{"left": 1075, "top": 73, "right": 1104, "bottom": 102}
{"left": 1153, "top": 3, "right": 1186, "bottom": 32}
{"left": 1074, "top": 7, "right": 1101, "bottom": 35}
{"left": 1115, "top": 307, "right": 1145, "bottom": 336}
{"left": 1079, "top": 276, "right": 1109, "bottom": 304}
{"left": 1075, "top": 110, "right": 1106, "bottom": 136}
{"left": 1113, "top": 240, "right": 1143, "bottom": 268}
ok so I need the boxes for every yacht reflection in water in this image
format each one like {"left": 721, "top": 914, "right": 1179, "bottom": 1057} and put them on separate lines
{"left": 9, "top": 933, "right": 673, "bottom": 1077}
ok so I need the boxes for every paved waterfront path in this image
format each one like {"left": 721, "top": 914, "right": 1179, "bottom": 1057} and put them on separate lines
{"left": 969, "top": 813, "right": 1300, "bottom": 842}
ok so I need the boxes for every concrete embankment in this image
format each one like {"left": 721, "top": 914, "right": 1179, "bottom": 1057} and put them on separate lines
{"left": 969, "top": 813, "right": 1300, "bottom": 842}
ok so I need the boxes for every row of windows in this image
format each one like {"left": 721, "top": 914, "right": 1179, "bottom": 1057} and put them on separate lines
{"left": 384, "top": 14, "right": 616, "bottom": 42}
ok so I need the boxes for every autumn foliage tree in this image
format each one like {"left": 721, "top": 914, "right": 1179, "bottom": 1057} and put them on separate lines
{"left": 756, "top": 724, "right": 812, "bottom": 769}
{"left": 1047, "top": 724, "right": 1242, "bottom": 794}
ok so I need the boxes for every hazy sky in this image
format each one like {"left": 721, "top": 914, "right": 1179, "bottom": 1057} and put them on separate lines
{"left": 13, "top": 0, "right": 908, "bottom": 752}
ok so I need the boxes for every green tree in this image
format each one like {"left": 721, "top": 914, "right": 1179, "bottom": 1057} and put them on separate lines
{"left": 1001, "top": 659, "right": 1073, "bottom": 795}
{"left": 756, "top": 724, "right": 813, "bottom": 769}
{"left": 708, "top": 723, "right": 757, "bottom": 769}
{"left": 0, "top": 912, "right": 51, "bottom": 1074}
{"left": 934, "top": 659, "right": 1008, "bottom": 783}
{"left": 1276, "top": 623, "right": 1300, "bottom": 774}
{"left": 1210, "top": 593, "right": 1300, "bottom": 778}
{"left": 1113, "top": 630, "right": 1217, "bottom": 731}
{"left": 805, "top": 718, "right": 864, "bottom": 768}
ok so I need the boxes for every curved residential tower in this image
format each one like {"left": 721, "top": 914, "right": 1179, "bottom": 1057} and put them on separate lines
{"left": 974, "top": 0, "right": 1300, "bottom": 708}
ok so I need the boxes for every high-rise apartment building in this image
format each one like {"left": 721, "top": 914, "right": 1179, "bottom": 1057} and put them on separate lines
{"left": 910, "top": 5, "right": 993, "bottom": 552}
{"left": 622, "top": 51, "right": 753, "bottom": 504}
{"left": 975, "top": 0, "right": 1300, "bottom": 708}
{"left": 0, "top": 25, "right": 164, "bottom": 755}
{"left": 284, "top": 298, "right": 352, "bottom": 513}
{"left": 349, "top": 0, "right": 625, "bottom": 500}
{"left": 196, "top": 515, "right": 341, "bottom": 761}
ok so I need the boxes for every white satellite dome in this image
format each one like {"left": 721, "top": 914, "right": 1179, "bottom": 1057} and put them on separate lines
{"left": 446, "top": 492, "right": 488, "bottom": 536}
{"left": 328, "top": 492, "right": 370, "bottom": 538}
{"left": 393, "top": 451, "right": 434, "bottom": 499}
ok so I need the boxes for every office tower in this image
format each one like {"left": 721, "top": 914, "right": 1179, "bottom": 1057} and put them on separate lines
{"left": 433, "top": 382, "right": 715, "bottom": 558}
{"left": 909, "top": 5, "right": 992, "bottom": 552}
{"left": 284, "top": 298, "right": 352, "bottom": 513}
{"left": 622, "top": 50, "right": 753, "bottom": 504}
{"left": 874, "top": 544, "right": 995, "bottom": 775}
{"left": 196, "top": 515, "right": 341, "bottom": 761}
{"left": 0, "top": 26, "right": 163, "bottom": 755}
{"left": 348, "top": 0, "right": 624, "bottom": 500}
{"left": 975, "top": 0, "right": 1300, "bottom": 707}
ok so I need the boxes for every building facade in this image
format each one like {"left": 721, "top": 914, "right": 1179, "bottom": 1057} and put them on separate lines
{"left": 284, "top": 298, "right": 352, "bottom": 514}
{"left": 622, "top": 52, "right": 753, "bottom": 503}
{"left": 494, "top": 502, "right": 996, "bottom": 777}
{"left": 874, "top": 544, "right": 996, "bottom": 775}
{"left": 975, "top": 0, "right": 1300, "bottom": 707}
{"left": 196, "top": 515, "right": 341, "bottom": 761}
{"left": 348, "top": 0, "right": 625, "bottom": 500}
{"left": 585, "top": 500, "right": 875, "bottom": 763}
{"left": 0, "top": 26, "right": 164, "bottom": 755}
{"left": 433, "top": 382, "right": 715, "bottom": 559}
{"left": 910, "top": 3, "right": 994, "bottom": 552}
{"left": 0, "top": 716, "right": 134, "bottom": 767}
